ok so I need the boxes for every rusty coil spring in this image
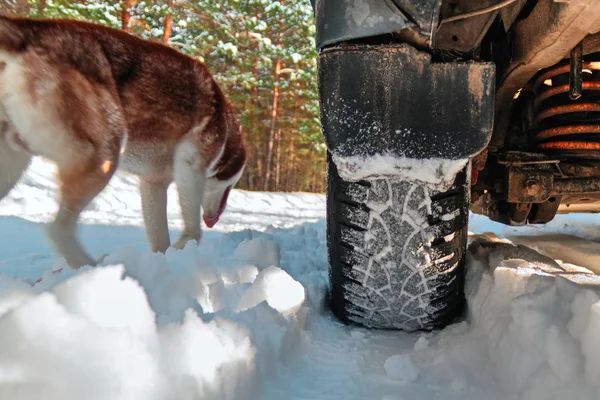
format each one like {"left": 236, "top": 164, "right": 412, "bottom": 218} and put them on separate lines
{"left": 533, "top": 60, "right": 600, "bottom": 150}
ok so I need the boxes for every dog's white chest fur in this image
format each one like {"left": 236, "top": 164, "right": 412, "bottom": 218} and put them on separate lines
{"left": 119, "top": 141, "right": 175, "bottom": 182}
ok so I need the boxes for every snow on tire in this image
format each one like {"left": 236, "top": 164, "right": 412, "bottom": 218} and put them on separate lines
{"left": 326, "top": 154, "right": 469, "bottom": 331}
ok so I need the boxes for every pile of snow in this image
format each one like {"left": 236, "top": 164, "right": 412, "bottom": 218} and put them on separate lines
{"left": 0, "top": 234, "right": 309, "bottom": 400}
{"left": 384, "top": 354, "right": 421, "bottom": 383}
{"left": 4, "top": 225, "right": 600, "bottom": 400}
{"left": 410, "top": 233, "right": 600, "bottom": 400}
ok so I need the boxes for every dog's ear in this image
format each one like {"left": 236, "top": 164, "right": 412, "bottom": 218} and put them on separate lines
{"left": 0, "top": 16, "right": 24, "bottom": 51}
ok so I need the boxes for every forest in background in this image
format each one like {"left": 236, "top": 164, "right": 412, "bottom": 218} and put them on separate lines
{"left": 0, "top": 0, "right": 325, "bottom": 193}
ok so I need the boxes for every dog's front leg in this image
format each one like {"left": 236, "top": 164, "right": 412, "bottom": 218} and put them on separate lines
{"left": 139, "top": 178, "right": 171, "bottom": 253}
{"left": 172, "top": 143, "right": 206, "bottom": 250}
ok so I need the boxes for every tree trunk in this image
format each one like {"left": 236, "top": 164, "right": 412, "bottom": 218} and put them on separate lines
{"left": 291, "top": 164, "right": 298, "bottom": 192}
{"left": 162, "top": 0, "right": 175, "bottom": 44}
{"left": 36, "top": 0, "right": 46, "bottom": 16}
{"left": 246, "top": 61, "right": 258, "bottom": 191}
{"left": 275, "top": 128, "right": 282, "bottom": 191}
{"left": 285, "top": 133, "right": 295, "bottom": 192}
{"left": 122, "top": 0, "right": 132, "bottom": 31}
{"left": 14, "top": 0, "right": 28, "bottom": 15}
{"left": 263, "top": 58, "right": 281, "bottom": 191}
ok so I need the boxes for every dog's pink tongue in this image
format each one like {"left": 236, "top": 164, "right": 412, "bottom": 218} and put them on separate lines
{"left": 203, "top": 215, "right": 219, "bottom": 228}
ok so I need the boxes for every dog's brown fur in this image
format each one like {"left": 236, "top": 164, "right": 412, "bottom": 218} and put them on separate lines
{"left": 0, "top": 16, "right": 247, "bottom": 268}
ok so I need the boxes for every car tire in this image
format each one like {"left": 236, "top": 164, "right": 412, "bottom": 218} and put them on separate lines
{"left": 326, "top": 153, "right": 469, "bottom": 330}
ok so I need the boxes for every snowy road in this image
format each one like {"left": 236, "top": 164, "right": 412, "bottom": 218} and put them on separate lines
{"left": 1, "top": 159, "right": 600, "bottom": 399}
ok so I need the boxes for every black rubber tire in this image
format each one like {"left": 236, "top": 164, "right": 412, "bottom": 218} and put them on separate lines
{"left": 326, "top": 153, "right": 469, "bottom": 331}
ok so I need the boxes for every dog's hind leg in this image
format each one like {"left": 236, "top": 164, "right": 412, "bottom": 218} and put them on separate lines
{"left": 0, "top": 122, "right": 31, "bottom": 200}
{"left": 47, "top": 149, "right": 119, "bottom": 269}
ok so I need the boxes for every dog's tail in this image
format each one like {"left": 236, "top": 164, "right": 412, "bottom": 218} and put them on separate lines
{"left": 0, "top": 16, "right": 24, "bottom": 51}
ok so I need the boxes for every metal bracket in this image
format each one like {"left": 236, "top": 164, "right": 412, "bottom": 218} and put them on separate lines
{"left": 506, "top": 165, "right": 554, "bottom": 203}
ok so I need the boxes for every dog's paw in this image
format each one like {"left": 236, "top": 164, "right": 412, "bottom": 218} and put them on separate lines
{"left": 95, "top": 254, "right": 109, "bottom": 264}
{"left": 173, "top": 232, "right": 201, "bottom": 250}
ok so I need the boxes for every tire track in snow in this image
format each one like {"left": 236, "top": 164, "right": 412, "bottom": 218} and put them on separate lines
{"left": 260, "top": 309, "right": 468, "bottom": 400}
{"left": 263, "top": 316, "right": 368, "bottom": 400}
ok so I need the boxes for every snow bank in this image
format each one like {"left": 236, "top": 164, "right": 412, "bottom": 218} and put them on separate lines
{"left": 411, "top": 233, "right": 600, "bottom": 400}
{"left": 1, "top": 158, "right": 325, "bottom": 231}
{"left": 9, "top": 225, "right": 596, "bottom": 400}
{"left": 0, "top": 233, "right": 308, "bottom": 400}
{"left": 509, "top": 233, "right": 600, "bottom": 275}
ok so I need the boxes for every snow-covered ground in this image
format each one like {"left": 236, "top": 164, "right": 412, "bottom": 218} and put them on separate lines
{"left": 1, "top": 159, "right": 600, "bottom": 400}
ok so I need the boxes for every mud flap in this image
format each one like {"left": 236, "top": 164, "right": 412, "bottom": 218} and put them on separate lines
{"left": 317, "top": 44, "right": 496, "bottom": 172}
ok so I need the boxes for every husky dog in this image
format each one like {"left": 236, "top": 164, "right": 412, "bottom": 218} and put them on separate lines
{"left": 0, "top": 16, "right": 247, "bottom": 269}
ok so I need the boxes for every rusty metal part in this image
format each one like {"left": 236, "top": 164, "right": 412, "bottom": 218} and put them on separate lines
{"left": 472, "top": 155, "right": 600, "bottom": 225}
{"left": 471, "top": 149, "right": 488, "bottom": 184}
{"left": 496, "top": 150, "right": 558, "bottom": 163}
{"left": 392, "top": 28, "right": 431, "bottom": 50}
{"left": 499, "top": 0, "right": 527, "bottom": 31}
{"left": 553, "top": 177, "right": 600, "bottom": 194}
{"left": 536, "top": 125, "right": 600, "bottom": 141}
{"left": 490, "top": 0, "right": 600, "bottom": 151}
{"left": 507, "top": 166, "right": 553, "bottom": 203}
{"left": 470, "top": 192, "right": 511, "bottom": 225}
{"left": 539, "top": 141, "right": 600, "bottom": 151}
{"left": 438, "top": 0, "right": 521, "bottom": 26}
{"left": 529, "top": 196, "right": 562, "bottom": 224}
{"left": 558, "top": 162, "right": 600, "bottom": 178}
{"left": 435, "top": 0, "right": 499, "bottom": 52}
{"left": 583, "top": 32, "right": 600, "bottom": 55}
{"left": 473, "top": 170, "right": 600, "bottom": 225}
{"left": 533, "top": 82, "right": 600, "bottom": 109}
{"left": 509, "top": 202, "right": 531, "bottom": 225}
{"left": 530, "top": 56, "right": 600, "bottom": 148}
{"left": 570, "top": 42, "right": 584, "bottom": 100}
{"left": 471, "top": 192, "right": 561, "bottom": 226}
{"left": 532, "top": 61, "right": 600, "bottom": 92}
{"left": 497, "top": 159, "right": 560, "bottom": 166}
{"left": 535, "top": 103, "right": 600, "bottom": 124}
